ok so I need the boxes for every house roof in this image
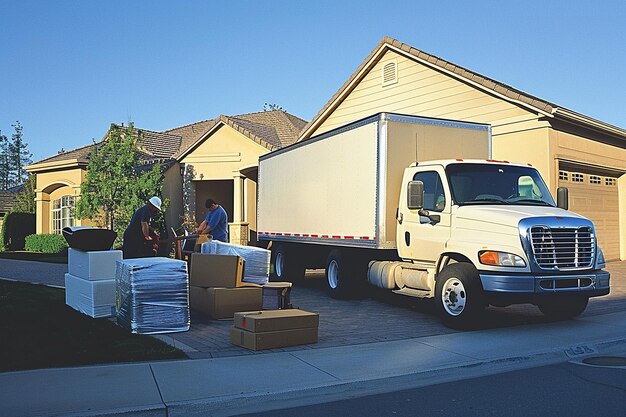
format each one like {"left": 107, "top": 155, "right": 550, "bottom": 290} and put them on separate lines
{"left": 0, "top": 185, "right": 21, "bottom": 213}
{"left": 299, "top": 36, "right": 626, "bottom": 141}
{"left": 29, "top": 110, "right": 307, "bottom": 171}
{"left": 171, "top": 110, "right": 308, "bottom": 159}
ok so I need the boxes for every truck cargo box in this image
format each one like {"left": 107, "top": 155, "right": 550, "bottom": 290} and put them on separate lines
{"left": 257, "top": 113, "right": 490, "bottom": 249}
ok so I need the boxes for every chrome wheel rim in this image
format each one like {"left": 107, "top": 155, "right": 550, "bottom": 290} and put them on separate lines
{"left": 442, "top": 277, "right": 466, "bottom": 316}
{"left": 276, "top": 252, "right": 284, "bottom": 277}
{"left": 328, "top": 260, "right": 339, "bottom": 289}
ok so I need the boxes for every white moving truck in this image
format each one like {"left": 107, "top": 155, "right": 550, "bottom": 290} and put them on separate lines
{"left": 257, "top": 113, "right": 610, "bottom": 327}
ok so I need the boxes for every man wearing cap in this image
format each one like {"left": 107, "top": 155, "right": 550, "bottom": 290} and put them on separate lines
{"left": 195, "top": 198, "right": 229, "bottom": 243}
{"left": 122, "top": 196, "right": 162, "bottom": 259}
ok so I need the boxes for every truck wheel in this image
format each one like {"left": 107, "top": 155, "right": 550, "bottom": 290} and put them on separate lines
{"left": 270, "top": 243, "right": 305, "bottom": 282}
{"left": 326, "top": 249, "right": 362, "bottom": 299}
{"left": 538, "top": 297, "right": 589, "bottom": 320}
{"left": 435, "top": 263, "right": 485, "bottom": 329}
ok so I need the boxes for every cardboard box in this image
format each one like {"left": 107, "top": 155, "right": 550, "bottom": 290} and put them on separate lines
{"left": 262, "top": 282, "right": 292, "bottom": 310}
{"left": 189, "top": 286, "right": 262, "bottom": 319}
{"left": 230, "top": 327, "right": 318, "bottom": 350}
{"left": 65, "top": 273, "right": 116, "bottom": 318}
{"left": 234, "top": 309, "right": 319, "bottom": 333}
{"left": 190, "top": 253, "right": 248, "bottom": 288}
{"left": 68, "top": 248, "right": 123, "bottom": 281}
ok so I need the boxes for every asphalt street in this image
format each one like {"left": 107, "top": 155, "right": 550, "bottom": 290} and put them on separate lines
{"left": 238, "top": 355, "right": 626, "bottom": 417}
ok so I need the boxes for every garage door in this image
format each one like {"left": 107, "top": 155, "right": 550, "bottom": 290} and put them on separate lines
{"left": 558, "top": 168, "right": 620, "bottom": 260}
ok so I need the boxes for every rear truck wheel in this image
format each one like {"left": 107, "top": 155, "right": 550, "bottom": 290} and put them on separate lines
{"left": 538, "top": 297, "right": 589, "bottom": 320}
{"left": 325, "top": 249, "right": 365, "bottom": 299}
{"left": 435, "top": 263, "right": 485, "bottom": 329}
{"left": 270, "top": 243, "right": 305, "bottom": 282}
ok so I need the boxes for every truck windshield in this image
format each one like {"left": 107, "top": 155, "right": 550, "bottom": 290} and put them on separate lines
{"left": 445, "top": 163, "right": 556, "bottom": 207}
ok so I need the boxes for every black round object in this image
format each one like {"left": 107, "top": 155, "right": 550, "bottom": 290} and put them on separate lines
{"left": 62, "top": 227, "right": 117, "bottom": 251}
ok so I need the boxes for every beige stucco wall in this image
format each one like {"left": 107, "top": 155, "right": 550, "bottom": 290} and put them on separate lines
{"left": 182, "top": 124, "right": 268, "bottom": 243}
{"left": 34, "top": 167, "right": 87, "bottom": 234}
{"left": 181, "top": 125, "right": 268, "bottom": 180}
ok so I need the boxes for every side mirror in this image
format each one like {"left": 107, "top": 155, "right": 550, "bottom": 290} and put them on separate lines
{"left": 557, "top": 187, "right": 569, "bottom": 210}
{"left": 407, "top": 180, "right": 424, "bottom": 210}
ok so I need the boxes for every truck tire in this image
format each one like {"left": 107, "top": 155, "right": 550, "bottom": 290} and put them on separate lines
{"left": 538, "top": 297, "right": 589, "bottom": 320}
{"left": 326, "top": 249, "right": 364, "bottom": 299}
{"left": 270, "top": 243, "right": 305, "bottom": 282}
{"left": 435, "top": 263, "right": 485, "bottom": 329}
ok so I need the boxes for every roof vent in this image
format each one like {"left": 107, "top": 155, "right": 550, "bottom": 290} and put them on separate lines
{"left": 382, "top": 60, "right": 398, "bottom": 87}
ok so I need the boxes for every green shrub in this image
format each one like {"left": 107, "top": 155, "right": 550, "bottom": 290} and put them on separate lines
{"left": 25, "top": 234, "right": 69, "bottom": 254}
{"left": 2, "top": 212, "right": 36, "bottom": 250}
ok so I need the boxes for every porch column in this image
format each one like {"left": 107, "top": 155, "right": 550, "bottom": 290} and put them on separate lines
{"left": 35, "top": 190, "right": 50, "bottom": 234}
{"left": 229, "top": 170, "right": 249, "bottom": 245}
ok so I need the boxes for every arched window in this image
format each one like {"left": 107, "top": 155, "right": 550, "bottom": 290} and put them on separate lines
{"left": 52, "top": 195, "right": 75, "bottom": 233}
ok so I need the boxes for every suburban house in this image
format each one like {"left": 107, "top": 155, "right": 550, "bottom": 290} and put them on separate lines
{"left": 298, "top": 36, "right": 626, "bottom": 261}
{"left": 0, "top": 184, "right": 22, "bottom": 229}
{"left": 25, "top": 110, "right": 307, "bottom": 245}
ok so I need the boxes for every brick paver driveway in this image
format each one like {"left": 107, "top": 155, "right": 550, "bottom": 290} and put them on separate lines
{"left": 1, "top": 258, "right": 624, "bottom": 359}
{"left": 169, "top": 261, "right": 626, "bottom": 359}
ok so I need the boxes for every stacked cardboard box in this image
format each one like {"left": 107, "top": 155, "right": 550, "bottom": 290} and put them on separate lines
{"left": 230, "top": 309, "right": 319, "bottom": 350}
{"left": 189, "top": 253, "right": 262, "bottom": 319}
{"left": 65, "top": 248, "right": 122, "bottom": 318}
{"left": 201, "top": 240, "right": 271, "bottom": 285}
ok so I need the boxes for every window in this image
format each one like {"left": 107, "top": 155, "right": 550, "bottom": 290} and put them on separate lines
{"left": 605, "top": 178, "right": 617, "bottom": 186}
{"left": 559, "top": 171, "right": 568, "bottom": 181}
{"left": 52, "top": 195, "right": 75, "bottom": 234}
{"left": 571, "top": 173, "right": 584, "bottom": 183}
{"left": 412, "top": 171, "right": 446, "bottom": 211}
{"left": 590, "top": 175, "right": 602, "bottom": 185}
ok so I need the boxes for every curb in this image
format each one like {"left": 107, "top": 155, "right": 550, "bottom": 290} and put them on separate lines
{"left": 158, "top": 336, "right": 626, "bottom": 417}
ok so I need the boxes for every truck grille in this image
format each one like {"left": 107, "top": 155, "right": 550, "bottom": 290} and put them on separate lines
{"left": 529, "top": 226, "right": 594, "bottom": 270}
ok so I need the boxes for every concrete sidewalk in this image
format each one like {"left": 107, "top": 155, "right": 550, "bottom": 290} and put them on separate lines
{"left": 2, "top": 311, "right": 626, "bottom": 417}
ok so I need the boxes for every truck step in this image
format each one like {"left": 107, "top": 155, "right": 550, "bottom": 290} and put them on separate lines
{"left": 393, "top": 287, "right": 433, "bottom": 299}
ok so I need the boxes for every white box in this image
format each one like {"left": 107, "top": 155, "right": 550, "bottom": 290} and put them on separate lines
{"left": 65, "top": 273, "right": 116, "bottom": 318}
{"left": 68, "top": 248, "right": 122, "bottom": 280}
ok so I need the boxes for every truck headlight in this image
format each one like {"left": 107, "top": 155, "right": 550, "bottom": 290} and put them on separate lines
{"left": 479, "top": 251, "right": 526, "bottom": 267}
{"left": 596, "top": 247, "right": 606, "bottom": 269}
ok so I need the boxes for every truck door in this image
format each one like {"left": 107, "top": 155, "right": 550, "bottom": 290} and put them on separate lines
{"left": 397, "top": 167, "right": 451, "bottom": 263}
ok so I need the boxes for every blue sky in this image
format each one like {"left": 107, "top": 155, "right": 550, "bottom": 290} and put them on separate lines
{"left": 1, "top": 0, "right": 625, "bottom": 162}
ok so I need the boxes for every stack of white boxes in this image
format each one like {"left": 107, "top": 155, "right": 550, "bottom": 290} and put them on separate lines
{"left": 65, "top": 248, "right": 123, "bottom": 318}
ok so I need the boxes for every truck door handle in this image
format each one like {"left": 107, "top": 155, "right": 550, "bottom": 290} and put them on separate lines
{"left": 397, "top": 211, "right": 403, "bottom": 224}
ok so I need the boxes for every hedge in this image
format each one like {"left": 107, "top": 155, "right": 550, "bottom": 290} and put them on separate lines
{"left": 24, "top": 234, "right": 69, "bottom": 254}
{"left": 2, "top": 212, "right": 36, "bottom": 251}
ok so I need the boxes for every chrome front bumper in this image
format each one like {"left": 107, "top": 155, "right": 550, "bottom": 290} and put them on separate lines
{"left": 479, "top": 270, "right": 610, "bottom": 299}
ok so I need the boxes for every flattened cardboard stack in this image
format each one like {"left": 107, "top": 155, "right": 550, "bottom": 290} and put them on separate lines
{"left": 189, "top": 253, "right": 262, "bottom": 319}
{"left": 230, "top": 309, "right": 319, "bottom": 350}
{"left": 116, "top": 257, "right": 190, "bottom": 334}
{"left": 65, "top": 248, "right": 122, "bottom": 318}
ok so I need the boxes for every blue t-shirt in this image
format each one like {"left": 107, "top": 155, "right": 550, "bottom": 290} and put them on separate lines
{"left": 204, "top": 205, "right": 228, "bottom": 242}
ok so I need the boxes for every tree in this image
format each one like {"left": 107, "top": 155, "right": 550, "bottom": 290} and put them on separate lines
{"left": 10, "top": 173, "right": 36, "bottom": 213}
{"left": 76, "top": 123, "right": 166, "bottom": 241}
{"left": 0, "top": 130, "right": 9, "bottom": 190}
{"left": 8, "top": 121, "right": 32, "bottom": 186}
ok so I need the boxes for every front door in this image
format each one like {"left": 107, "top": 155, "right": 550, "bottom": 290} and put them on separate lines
{"left": 397, "top": 167, "right": 451, "bottom": 263}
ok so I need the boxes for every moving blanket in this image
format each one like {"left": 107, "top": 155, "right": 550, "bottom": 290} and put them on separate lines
{"left": 201, "top": 240, "right": 270, "bottom": 285}
{"left": 116, "top": 257, "right": 190, "bottom": 334}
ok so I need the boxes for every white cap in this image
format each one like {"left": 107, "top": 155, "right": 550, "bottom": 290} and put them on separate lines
{"left": 148, "top": 196, "right": 162, "bottom": 210}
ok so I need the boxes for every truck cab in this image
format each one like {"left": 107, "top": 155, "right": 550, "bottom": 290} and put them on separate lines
{"left": 392, "top": 159, "right": 610, "bottom": 326}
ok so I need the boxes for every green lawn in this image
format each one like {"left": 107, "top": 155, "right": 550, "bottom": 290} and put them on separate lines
{"left": 0, "top": 251, "right": 68, "bottom": 263}
{"left": 0, "top": 279, "right": 187, "bottom": 372}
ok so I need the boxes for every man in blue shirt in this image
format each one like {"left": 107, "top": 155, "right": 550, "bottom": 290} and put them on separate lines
{"left": 195, "top": 198, "right": 229, "bottom": 242}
